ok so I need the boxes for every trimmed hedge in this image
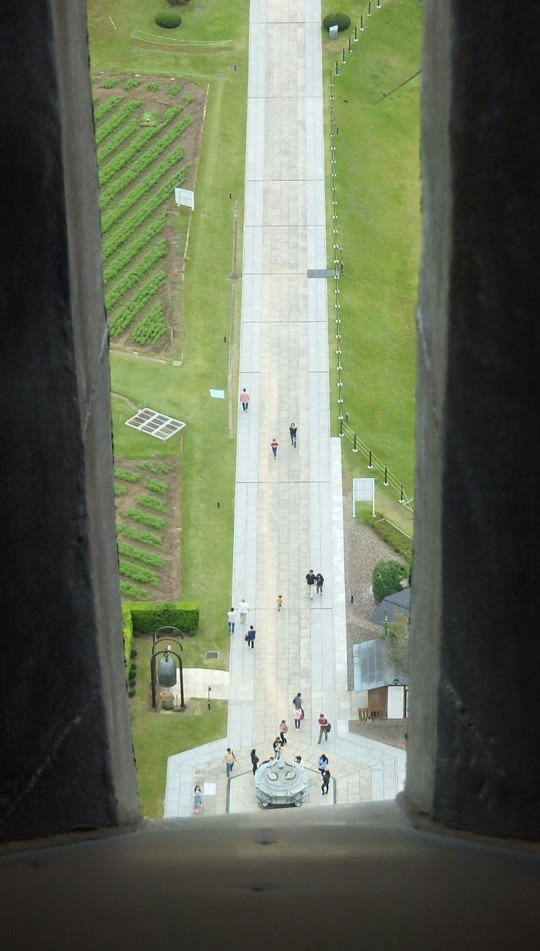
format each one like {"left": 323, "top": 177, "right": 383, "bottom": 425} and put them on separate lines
{"left": 122, "top": 602, "right": 134, "bottom": 674}
{"left": 128, "top": 602, "right": 200, "bottom": 635}
{"left": 322, "top": 13, "right": 351, "bottom": 32}
{"left": 155, "top": 11, "right": 181, "bottom": 28}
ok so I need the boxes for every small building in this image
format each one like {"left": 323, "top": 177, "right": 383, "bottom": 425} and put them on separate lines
{"left": 353, "top": 637, "right": 408, "bottom": 719}
{"left": 370, "top": 586, "right": 410, "bottom": 627}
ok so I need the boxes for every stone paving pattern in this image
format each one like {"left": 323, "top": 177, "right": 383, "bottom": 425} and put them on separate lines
{"left": 164, "top": 0, "right": 406, "bottom": 819}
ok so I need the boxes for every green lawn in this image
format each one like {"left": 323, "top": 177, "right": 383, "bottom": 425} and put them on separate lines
{"left": 321, "top": 0, "right": 421, "bottom": 534}
{"left": 129, "top": 634, "right": 228, "bottom": 817}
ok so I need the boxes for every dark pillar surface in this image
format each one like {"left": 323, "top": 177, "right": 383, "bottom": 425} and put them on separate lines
{"left": 0, "top": 0, "right": 139, "bottom": 839}
{"left": 406, "top": 0, "right": 540, "bottom": 838}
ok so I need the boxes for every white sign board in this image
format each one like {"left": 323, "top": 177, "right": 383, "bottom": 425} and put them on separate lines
{"left": 353, "top": 478, "right": 375, "bottom": 517}
{"left": 174, "top": 187, "right": 194, "bottom": 210}
{"left": 387, "top": 685, "right": 406, "bottom": 719}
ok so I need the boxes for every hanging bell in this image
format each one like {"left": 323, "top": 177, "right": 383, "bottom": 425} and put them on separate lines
{"left": 158, "top": 650, "right": 176, "bottom": 688}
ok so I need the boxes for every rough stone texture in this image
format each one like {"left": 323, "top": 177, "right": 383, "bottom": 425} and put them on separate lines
{"left": 406, "top": 0, "right": 540, "bottom": 838}
{"left": 0, "top": 0, "right": 139, "bottom": 839}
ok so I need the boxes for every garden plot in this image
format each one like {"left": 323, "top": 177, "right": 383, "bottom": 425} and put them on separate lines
{"left": 92, "top": 74, "right": 206, "bottom": 351}
{"left": 114, "top": 458, "right": 180, "bottom": 601}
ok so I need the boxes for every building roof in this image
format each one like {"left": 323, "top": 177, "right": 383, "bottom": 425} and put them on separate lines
{"left": 370, "top": 586, "right": 411, "bottom": 626}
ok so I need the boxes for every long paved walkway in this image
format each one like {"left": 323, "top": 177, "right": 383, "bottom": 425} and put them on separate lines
{"left": 164, "top": 0, "right": 406, "bottom": 819}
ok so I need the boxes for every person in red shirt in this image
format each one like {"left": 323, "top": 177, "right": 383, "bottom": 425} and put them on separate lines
{"left": 318, "top": 714, "right": 329, "bottom": 743}
{"left": 271, "top": 438, "right": 278, "bottom": 458}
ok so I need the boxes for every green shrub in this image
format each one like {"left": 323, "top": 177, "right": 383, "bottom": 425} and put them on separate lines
{"left": 119, "top": 559, "right": 159, "bottom": 586}
{"left": 129, "top": 601, "right": 200, "bottom": 635}
{"left": 124, "top": 79, "right": 141, "bottom": 91}
{"left": 103, "top": 214, "right": 167, "bottom": 282}
{"left": 97, "top": 119, "right": 138, "bottom": 163}
{"left": 117, "top": 542, "right": 166, "bottom": 568}
{"left": 137, "top": 494, "right": 166, "bottom": 512}
{"left": 114, "top": 483, "right": 127, "bottom": 497}
{"left": 94, "top": 96, "right": 123, "bottom": 122}
{"left": 146, "top": 478, "right": 167, "bottom": 494}
{"left": 122, "top": 601, "right": 134, "bottom": 672}
{"left": 114, "top": 467, "right": 141, "bottom": 483}
{"left": 103, "top": 76, "right": 119, "bottom": 89}
{"left": 147, "top": 82, "right": 160, "bottom": 92}
{"left": 105, "top": 242, "right": 167, "bottom": 310}
{"left": 126, "top": 508, "right": 165, "bottom": 531}
{"left": 168, "top": 84, "right": 181, "bottom": 98}
{"left": 95, "top": 100, "right": 142, "bottom": 146}
{"left": 155, "top": 11, "right": 181, "bottom": 28}
{"left": 138, "top": 460, "right": 173, "bottom": 475}
{"left": 128, "top": 687, "right": 136, "bottom": 698}
{"left": 367, "top": 517, "right": 413, "bottom": 561}
{"left": 372, "top": 560, "right": 408, "bottom": 603}
{"left": 109, "top": 271, "right": 167, "bottom": 337}
{"left": 132, "top": 303, "right": 166, "bottom": 345}
{"left": 120, "top": 525, "right": 162, "bottom": 548}
{"left": 131, "top": 649, "right": 138, "bottom": 658}
{"left": 322, "top": 13, "right": 351, "bottom": 32}
{"left": 120, "top": 580, "right": 148, "bottom": 600}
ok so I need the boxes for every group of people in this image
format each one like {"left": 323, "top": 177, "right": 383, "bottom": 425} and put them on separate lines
{"left": 305, "top": 569, "right": 324, "bottom": 599}
{"left": 239, "top": 387, "right": 298, "bottom": 458}
{"left": 227, "top": 600, "right": 249, "bottom": 634}
{"left": 227, "top": 603, "right": 256, "bottom": 646}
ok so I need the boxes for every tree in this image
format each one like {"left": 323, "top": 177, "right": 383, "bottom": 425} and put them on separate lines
{"left": 381, "top": 612, "right": 409, "bottom": 677}
{"left": 372, "top": 559, "right": 408, "bottom": 602}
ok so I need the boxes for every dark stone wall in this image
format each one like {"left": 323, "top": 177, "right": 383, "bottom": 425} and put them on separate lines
{"left": 407, "top": 0, "right": 540, "bottom": 837}
{"left": 0, "top": 0, "right": 139, "bottom": 839}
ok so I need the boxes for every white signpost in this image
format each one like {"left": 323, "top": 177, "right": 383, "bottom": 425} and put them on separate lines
{"left": 174, "top": 187, "right": 194, "bottom": 210}
{"left": 353, "top": 478, "right": 376, "bottom": 517}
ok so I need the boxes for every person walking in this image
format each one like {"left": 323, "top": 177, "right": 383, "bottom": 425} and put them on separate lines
{"left": 250, "top": 749, "right": 259, "bottom": 774}
{"left": 316, "top": 573, "right": 324, "bottom": 596}
{"left": 276, "top": 594, "right": 283, "bottom": 612}
{"left": 271, "top": 438, "right": 278, "bottom": 459}
{"left": 240, "top": 388, "right": 250, "bottom": 412}
{"left": 318, "top": 713, "right": 329, "bottom": 743}
{"left": 246, "top": 624, "right": 256, "bottom": 649}
{"left": 223, "top": 748, "right": 237, "bottom": 778}
{"left": 317, "top": 753, "right": 329, "bottom": 775}
{"left": 273, "top": 736, "right": 284, "bottom": 759}
{"left": 193, "top": 785, "right": 203, "bottom": 814}
{"left": 238, "top": 599, "right": 249, "bottom": 625}
{"left": 289, "top": 423, "right": 297, "bottom": 447}
{"left": 293, "top": 706, "right": 303, "bottom": 730}
{"left": 227, "top": 607, "right": 236, "bottom": 634}
{"left": 305, "top": 569, "right": 316, "bottom": 599}
{"left": 279, "top": 720, "right": 288, "bottom": 746}
{"left": 321, "top": 769, "right": 331, "bottom": 796}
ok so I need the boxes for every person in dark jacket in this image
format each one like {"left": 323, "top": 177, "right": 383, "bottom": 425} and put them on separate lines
{"left": 250, "top": 749, "right": 259, "bottom": 774}
{"left": 321, "top": 769, "right": 331, "bottom": 795}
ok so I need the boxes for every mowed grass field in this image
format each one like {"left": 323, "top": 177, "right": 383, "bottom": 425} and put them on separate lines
{"left": 321, "top": 0, "right": 421, "bottom": 533}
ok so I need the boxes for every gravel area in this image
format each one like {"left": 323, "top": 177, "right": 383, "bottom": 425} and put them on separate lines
{"left": 342, "top": 486, "right": 408, "bottom": 751}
